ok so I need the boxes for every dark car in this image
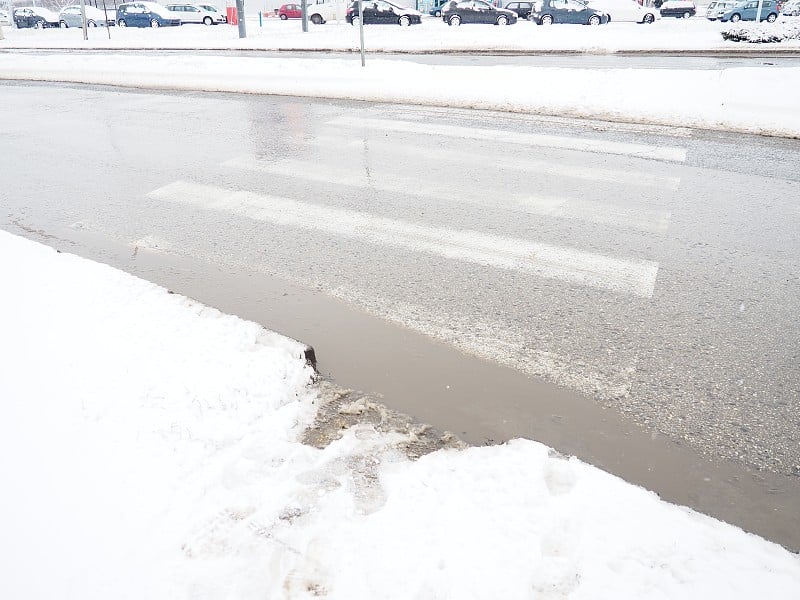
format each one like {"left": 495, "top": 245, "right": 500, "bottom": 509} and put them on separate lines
{"left": 505, "top": 0, "right": 533, "bottom": 17}
{"left": 13, "top": 7, "right": 60, "bottom": 28}
{"left": 346, "top": 0, "right": 423, "bottom": 24}
{"left": 116, "top": 1, "right": 182, "bottom": 26}
{"left": 442, "top": 0, "right": 518, "bottom": 25}
{"left": 658, "top": 0, "right": 696, "bottom": 16}
{"left": 529, "top": 0, "right": 608, "bottom": 23}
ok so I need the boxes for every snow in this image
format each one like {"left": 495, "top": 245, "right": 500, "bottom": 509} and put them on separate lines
{"left": 2, "top": 227, "right": 800, "bottom": 598}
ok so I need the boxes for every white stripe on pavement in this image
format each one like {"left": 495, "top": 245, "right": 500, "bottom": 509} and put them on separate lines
{"left": 147, "top": 181, "right": 660, "bottom": 298}
{"left": 223, "top": 155, "right": 672, "bottom": 234}
{"left": 324, "top": 116, "right": 688, "bottom": 163}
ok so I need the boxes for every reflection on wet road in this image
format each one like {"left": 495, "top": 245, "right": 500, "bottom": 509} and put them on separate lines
{"left": 1, "top": 81, "right": 799, "bottom": 550}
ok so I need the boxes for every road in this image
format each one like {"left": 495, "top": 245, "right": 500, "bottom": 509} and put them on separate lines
{"left": 1, "top": 81, "right": 799, "bottom": 550}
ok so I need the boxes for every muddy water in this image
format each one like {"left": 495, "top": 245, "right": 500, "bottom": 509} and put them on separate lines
{"left": 36, "top": 225, "right": 800, "bottom": 552}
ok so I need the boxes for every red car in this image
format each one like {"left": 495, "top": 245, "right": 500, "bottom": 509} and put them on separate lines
{"left": 278, "top": 3, "right": 302, "bottom": 18}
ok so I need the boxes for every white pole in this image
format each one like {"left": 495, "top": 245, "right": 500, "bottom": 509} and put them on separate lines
{"left": 755, "top": 0, "right": 764, "bottom": 21}
{"left": 80, "top": 0, "right": 87, "bottom": 40}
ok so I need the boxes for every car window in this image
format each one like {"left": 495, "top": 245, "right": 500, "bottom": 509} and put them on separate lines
{"left": 475, "top": 0, "right": 493, "bottom": 7}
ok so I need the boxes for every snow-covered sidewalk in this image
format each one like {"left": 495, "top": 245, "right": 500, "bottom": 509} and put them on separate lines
{"left": 1, "top": 231, "right": 799, "bottom": 599}
{"left": 2, "top": 51, "right": 800, "bottom": 137}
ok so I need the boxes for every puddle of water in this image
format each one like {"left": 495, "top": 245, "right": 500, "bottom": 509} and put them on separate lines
{"left": 27, "top": 225, "right": 800, "bottom": 552}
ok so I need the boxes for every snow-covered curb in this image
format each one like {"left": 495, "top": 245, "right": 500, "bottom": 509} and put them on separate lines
{"left": 1, "top": 53, "right": 799, "bottom": 137}
{"left": 2, "top": 229, "right": 800, "bottom": 598}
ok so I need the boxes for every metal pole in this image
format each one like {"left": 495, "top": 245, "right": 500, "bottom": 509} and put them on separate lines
{"left": 301, "top": 0, "right": 307, "bottom": 32}
{"left": 235, "top": 0, "right": 246, "bottom": 37}
{"left": 358, "top": 0, "right": 365, "bottom": 67}
{"left": 755, "top": 0, "right": 764, "bottom": 21}
{"left": 80, "top": 0, "right": 88, "bottom": 40}
{"left": 102, "top": 0, "right": 110, "bottom": 38}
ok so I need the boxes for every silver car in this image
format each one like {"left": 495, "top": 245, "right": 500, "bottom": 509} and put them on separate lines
{"left": 58, "top": 4, "right": 115, "bottom": 27}
{"left": 705, "top": 0, "right": 735, "bottom": 18}
{"left": 165, "top": 3, "right": 225, "bottom": 23}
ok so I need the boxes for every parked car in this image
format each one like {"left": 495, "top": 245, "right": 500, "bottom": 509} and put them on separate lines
{"left": 346, "top": 0, "right": 422, "bottom": 24}
{"left": 586, "top": 0, "right": 657, "bottom": 22}
{"left": 306, "top": 0, "right": 350, "bottom": 23}
{"left": 0, "top": 9, "right": 11, "bottom": 25}
{"left": 165, "top": 3, "right": 225, "bottom": 23}
{"left": 116, "top": 2, "right": 182, "bottom": 26}
{"left": 278, "top": 3, "right": 303, "bottom": 18}
{"left": 529, "top": 0, "right": 608, "bottom": 24}
{"left": 505, "top": 0, "right": 533, "bottom": 18}
{"left": 658, "top": 0, "right": 696, "bottom": 17}
{"left": 13, "top": 6, "right": 60, "bottom": 28}
{"left": 719, "top": 0, "right": 778, "bottom": 20}
{"left": 705, "top": 0, "right": 735, "bottom": 18}
{"left": 782, "top": 0, "right": 800, "bottom": 13}
{"left": 58, "top": 5, "right": 115, "bottom": 27}
{"left": 442, "top": 0, "right": 518, "bottom": 25}
{"left": 429, "top": 0, "right": 450, "bottom": 14}
{"left": 196, "top": 3, "right": 226, "bottom": 20}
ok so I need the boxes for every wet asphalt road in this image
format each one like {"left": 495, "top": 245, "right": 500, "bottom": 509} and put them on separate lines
{"left": 1, "top": 81, "right": 799, "bottom": 548}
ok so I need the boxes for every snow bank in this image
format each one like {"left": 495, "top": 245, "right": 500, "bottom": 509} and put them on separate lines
{"left": 1, "top": 52, "right": 798, "bottom": 137}
{"left": 2, "top": 230, "right": 800, "bottom": 598}
{"left": 722, "top": 19, "right": 800, "bottom": 42}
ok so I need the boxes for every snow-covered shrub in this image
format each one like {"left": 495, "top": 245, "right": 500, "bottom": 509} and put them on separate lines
{"left": 721, "top": 19, "right": 800, "bottom": 42}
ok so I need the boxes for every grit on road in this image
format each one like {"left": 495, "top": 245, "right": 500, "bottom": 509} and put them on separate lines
{"left": 1, "top": 81, "right": 798, "bottom": 548}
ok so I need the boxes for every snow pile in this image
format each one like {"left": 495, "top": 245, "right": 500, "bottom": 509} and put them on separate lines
{"left": 722, "top": 18, "right": 800, "bottom": 42}
{"left": 2, "top": 230, "right": 800, "bottom": 598}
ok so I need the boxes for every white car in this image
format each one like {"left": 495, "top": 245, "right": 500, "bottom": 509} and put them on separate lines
{"left": 586, "top": 0, "right": 658, "bottom": 21}
{"left": 306, "top": 0, "right": 350, "bottom": 23}
{"left": 705, "top": 0, "right": 735, "bottom": 18}
{"left": 166, "top": 3, "right": 225, "bottom": 23}
{"left": 196, "top": 3, "right": 226, "bottom": 20}
{"left": 0, "top": 9, "right": 10, "bottom": 25}
{"left": 782, "top": 0, "right": 800, "bottom": 15}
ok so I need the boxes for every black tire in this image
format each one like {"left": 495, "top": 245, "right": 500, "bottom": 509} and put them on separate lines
{"left": 434, "top": 9, "right": 441, "bottom": 16}
{"left": 766, "top": 11, "right": 777, "bottom": 21}
{"left": 643, "top": 12, "right": 654, "bottom": 23}
{"left": 497, "top": 14, "right": 508, "bottom": 24}
{"left": 682, "top": 10, "right": 691, "bottom": 17}
{"left": 541, "top": 13, "right": 553, "bottom": 24}
{"left": 588, "top": 14, "right": 600, "bottom": 24}
{"left": 118, "top": 19, "right": 127, "bottom": 26}
{"left": 448, "top": 13, "right": 461, "bottom": 25}
{"left": 398, "top": 14, "right": 410, "bottom": 25}
{"left": 279, "top": 13, "right": 287, "bottom": 19}
{"left": 88, "top": 19, "right": 97, "bottom": 27}
{"left": 310, "top": 13, "right": 322, "bottom": 24}
{"left": 150, "top": 18, "right": 160, "bottom": 27}
{"left": 60, "top": 20, "right": 68, "bottom": 28}
{"left": 35, "top": 19, "right": 44, "bottom": 28}
{"left": 729, "top": 12, "right": 740, "bottom": 21}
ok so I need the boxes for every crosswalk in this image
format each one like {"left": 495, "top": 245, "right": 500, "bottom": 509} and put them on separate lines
{"left": 133, "top": 111, "right": 685, "bottom": 397}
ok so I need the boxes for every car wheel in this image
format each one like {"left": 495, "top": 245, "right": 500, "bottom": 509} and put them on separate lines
{"left": 310, "top": 13, "right": 322, "bottom": 24}
{"left": 730, "top": 12, "right": 740, "bottom": 21}
{"left": 60, "top": 20, "right": 68, "bottom": 27}
{"left": 35, "top": 20, "right": 44, "bottom": 28}
{"left": 448, "top": 14, "right": 461, "bottom": 25}
{"left": 643, "top": 12, "right": 654, "bottom": 23}
{"left": 279, "top": 13, "right": 287, "bottom": 19}
{"left": 766, "top": 11, "right": 777, "bottom": 21}
{"left": 398, "top": 15, "right": 411, "bottom": 25}
{"left": 588, "top": 14, "right": 601, "bottom": 24}
{"left": 88, "top": 19, "right": 97, "bottom": 26}
{"left": 541, "top": 13, "right": 553, "bottom": 24}
{"left": 150, "top": 18, "right": 160, "bottom": 27}
{"left": 118, "top": 19, "right": 127, "bottom": 26}
{"left": 682, "top": 10, "right": 691, "bottom": 17}
{"left": 351, "top": 14, "right": 359, "bottom": 25}
{"left": 496, "top": 14, "right": 508, "bottom": 24}
{"left": 434, "top": 9, "right": 441, "bottom": 16}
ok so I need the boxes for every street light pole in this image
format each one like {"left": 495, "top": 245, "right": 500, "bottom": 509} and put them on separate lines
{"left": 80, "top": 0, "right": 88, "bottom": 40}
{"left": 235, "top": 0, "right": 246, "bottom": 37}
{"left": 358, "top": 0, "right": 365, "bottom": 67}
{"left": 301, "top": 0, "right": 307, "bottom": 32}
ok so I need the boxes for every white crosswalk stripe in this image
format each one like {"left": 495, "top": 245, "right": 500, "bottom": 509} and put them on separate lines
{"left": 147, "top": 180, "right": 660, "bottom": 298}
{"left": 325, "top": 116, "right": 688, "bottom": 163}
{"left": 223, "top": 155, "right": 673, "bottom": 234}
